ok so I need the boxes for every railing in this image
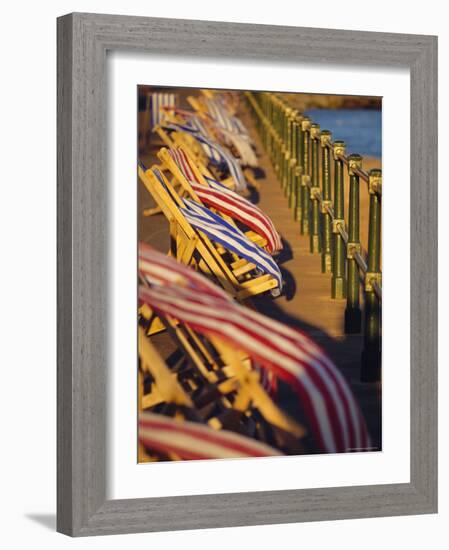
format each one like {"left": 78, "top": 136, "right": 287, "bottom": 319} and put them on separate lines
{"left": 245, "top": 91, "right": 382, "bottom": 382}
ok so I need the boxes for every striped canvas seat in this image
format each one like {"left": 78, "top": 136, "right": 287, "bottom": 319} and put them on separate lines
{"left": 161, "top": 120, "right": 220, "bottom": 160}
{"left": 138, "top": 241, "right": 231, "bottom": 302}
{"left": 139, "top": 411, "right": 282, "bottom": 460}
{"left": 163, "top": 147, "right": 280, "bottom": 253}
{"left": 150, "top": 92, "right": 177, "bottom": 129}
{"left": 217, "top": 127, "right": 259, "bottom": 168}
{"left": 201, "top": 95, "right": 259, "bottom": 164}
{"left": 181, "top": 199, "right": 283, "bottom": 291}
{"left": 139, "top": 281, "right": 371, "bottom": 454}
{"left": 193, "top": 176, "right": 282, "bottom": 254}
{"left": 162, "top": 122, "right": 248, "bottom": 192}
{"left": 205, "top": 98, "right": 251, "bottom": 138}
{"left": 189, "top": 116, "right": 225, "bottom": 166}
{"left": 189, "top": 114, "right": 258, "bottom": 168}
{"left": 189, "top": 133, "right": 248, "bottom": 191}
{"left": 160, "top": 121, "right": 226, "bottom": 170}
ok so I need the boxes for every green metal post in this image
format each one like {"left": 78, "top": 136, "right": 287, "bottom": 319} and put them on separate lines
{"left": 270, "top": 97, "right": 275, "bottom": 167}
{"left": 331, "top": 141, "right": 347, "bottom": 299}
{"left": 288, "top": 116, "right": 298, "bottom": 209}
{"left": 361, "top": 169, "right": 382, "bottom": 382}
{"left": 283, "top": 107, "right": 292, "bottom": 196}
{"left": 267, "top": 95, "right": 272, "bottom": 160}
{"left": 262, "top": 94, "right": 268, "bottom": 150}
{"left": 300, "top": 117, "right": 311, "bottom": 235}
{"left": 320, "top": 130, "right": 333, "bottom": 273}
{"left": 294, "top": 115, "right": 303, "bottom": 222}
{"left": 344, "top": 154, "right": 362, "bottom": 333}
{"left": 277, "top": 101, "right": 283, "bottom": 178}
{"left": 283, "top": 106, "right": 290, "bottom": 195}
{"left": 276, "top": 100, "right": 282, "bottom": 180}
{"left": 309, "top": 123, "right": 321, "bottom": 253}
{"left": 271, "top": 96, "right": 277, "bottom": 172}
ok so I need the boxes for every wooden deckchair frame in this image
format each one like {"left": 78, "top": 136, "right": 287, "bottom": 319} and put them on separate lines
{"left": 138, "top": 165, "right": 279, "bottom": 299}
{"left": 138, "top": 310, "right": 305, "bottom": 442}
{"left": 154, "top": 123, "right": 237, "bottom": 189}
{"left": 156, "top": 146, "right": 266, "bottom": 248}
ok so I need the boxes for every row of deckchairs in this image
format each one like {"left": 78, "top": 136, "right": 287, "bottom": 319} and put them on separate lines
{"left": 138, "top": 90, "right": 371, "bottom": 460}
{"left": 155, "top": 90, "right": 260, "bottom": 189}
{"left": 187, "top": 92, "right": 258, "bottom": 169}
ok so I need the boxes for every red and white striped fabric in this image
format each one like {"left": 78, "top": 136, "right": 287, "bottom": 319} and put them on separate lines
{"left": 139, "top": 243, "right": 277, "bottom": 395}
{"left": 139, "top": 282, "right": 371, "bottom": 454}
{"left": 139, "top": 411, "right": 282, "bottom": 460}
{"left": 138, "top": 242, "right": 231, "bottom": 302}
{"left": 167, "top": 148, "right": 282, "bottom": 254}
{"left": 168, "top": 147, "right": 202, "bottom": 184}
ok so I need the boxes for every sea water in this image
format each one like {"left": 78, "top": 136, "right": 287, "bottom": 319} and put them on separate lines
{"left": 305, "top": 109, "right": 382, "bottom": 158}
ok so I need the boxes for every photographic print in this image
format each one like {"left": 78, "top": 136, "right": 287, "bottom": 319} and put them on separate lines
{"left": 137, "top": 86, "right": 382, "bottom": 462}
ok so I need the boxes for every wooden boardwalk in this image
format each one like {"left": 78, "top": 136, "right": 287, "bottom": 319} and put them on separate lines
{"left": 138, "top": 93, "right": 382, "bottom": 450}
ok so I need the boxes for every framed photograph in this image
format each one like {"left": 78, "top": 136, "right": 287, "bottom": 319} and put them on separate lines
{"left": 57, "top": 13, "right": 437, "bottom": 536}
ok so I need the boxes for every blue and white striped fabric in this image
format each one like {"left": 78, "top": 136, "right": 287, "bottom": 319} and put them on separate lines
{"left": 161, "top": 121, "right": 224, "bottom": 167}
{"left": 181, "top": 199, "right": 283, "bottom": 290}
{"left": 206, "top": 99, "right": 250, "bottom": 139}
{"left": 192, "top": 133, "right": 248, "bottom": 192}
{"left": 188, "top": 116, "right": 223, "bottom": 165}
{"left": 150, "top": 93, "right": 176, "bottom": 129}
{"left": 162, "top": 122, "right": 248, "bottom": 192}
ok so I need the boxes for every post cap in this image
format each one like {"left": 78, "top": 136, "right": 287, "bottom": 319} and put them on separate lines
{"left": 320, "top": 129, "right": 332, "bottom": 147}
{"left": 348, "top": 153, "right": 363, "bottom": 174}
{"left": 369, "top": 168, "right": 382, "bottom": 194}
{"left": 301, "top": 117, "right": 311, "bottom": 131}
{"left": 310, "top": 123, "right": 321, "bottom": 139}
{"left": 333, "top": 140, "right": 346, "bottom": 157}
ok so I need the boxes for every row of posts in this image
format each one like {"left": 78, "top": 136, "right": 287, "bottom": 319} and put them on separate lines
{"left": 245, "top": 92, "right": 382, "bottom": 382}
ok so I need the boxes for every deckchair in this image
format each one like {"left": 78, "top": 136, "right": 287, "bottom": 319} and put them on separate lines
{"left": 173, "top": 118, "right": 263, "bottom": 191}
{"left": 157, "top": 120, "right": 249, "bottom": 192}
{"left": 138, "top": 165, "right": 282, "bottom": 299}
{"left": 143, "top": 151, "right": 260, "bottom": 256}
{"left": 137, "top": 247, "right": 279, "bottom": 404}
{"left": 205, "top": 96, "right": 251, "bottom": 138}
{"left": 139, "top": 411, "right": 283, "bottom": 461}
{"left": 186, "top": 95, "right": 261, "bottom": 186}
{"left": 157, "top": 146, "right": 282, "bottom": 254}
{"left": 154, "top": 124, "right": 218, "bottom": 180}
{"left": 139, "top": 267, "right": 371, "bottom": 454}
{"left": 189, "top": 93, "right": 254, "bottom": 147}
{"left": 149, "top": 92, "right": 177, "bottom": 129}
{"left": 152, "top": 122, "right": 240, "bottom": 194}
{"left": 154, "top": 105, "right": 233, "bottom": 170}
{"left": 138, "top": 249, "right": 304, "bottom": 453}
{"left": 141, "top": 121, "right": 216, "bottom": 219}
{"left": 139, "top": 311, "right": 301, "bottom": 450}
{"left": 200, "top": 89, "right": 240, "bottom": 115}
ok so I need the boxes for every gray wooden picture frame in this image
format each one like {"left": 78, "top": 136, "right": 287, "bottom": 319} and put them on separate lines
{"left": 57, "top": 12, "right": 438, "bottom": 537}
